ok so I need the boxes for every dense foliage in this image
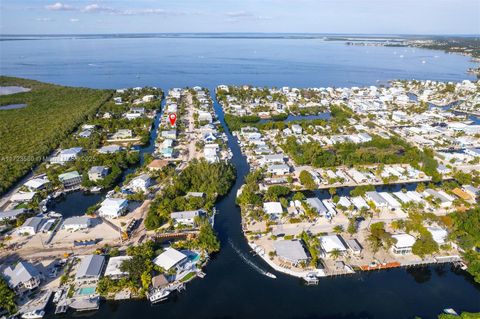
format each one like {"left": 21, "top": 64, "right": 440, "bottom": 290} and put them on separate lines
{"left": 0, "top": 76, "right": 112, "bottom": 194}
{"left": 367, "top": 222, "right": 395, "bottom": 253}
{"left": 450, "top": 207, "right": 480, "bottom": 283}
{"left": 0, "top": 277, "right": 16, "bottom": 315}
{"left": 145, "top": 159, "right": 236, "bottom": 230}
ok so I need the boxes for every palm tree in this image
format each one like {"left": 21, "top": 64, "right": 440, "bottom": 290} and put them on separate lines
{"left": 329, "top": 248, "right": 341, "bottom": 260}
{"left": 333, "top": 225, "right": 344, "bottom": 234}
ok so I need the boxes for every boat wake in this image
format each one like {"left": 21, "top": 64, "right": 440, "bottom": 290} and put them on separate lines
{"left": 228, "top": 238, "right": 276, "bottom": 279}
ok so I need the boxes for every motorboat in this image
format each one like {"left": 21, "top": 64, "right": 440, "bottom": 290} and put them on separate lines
{"left": 149, "top": 288, "right": 171, "bottom": 303}
{"left": 22, "top": 310, "right": 45, "bottom": 319}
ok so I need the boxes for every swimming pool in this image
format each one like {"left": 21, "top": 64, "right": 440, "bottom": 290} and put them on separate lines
{"left": 188, "top": 253, "right": 200, "bottom": 263}
{"left": 78, "top": 287, "right": 96, "bottom": 296}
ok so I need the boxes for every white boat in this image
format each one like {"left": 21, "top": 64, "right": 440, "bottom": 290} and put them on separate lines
{"left": 443, "top": 308, "right": 459, "bottom": 315}
{"left": 47, "top": 211, "right": 62, "bottom": 218}
{"left": 265, "top": 272, "right": 277, "bottom": 279}
{"left": 90, "top": 186, "right": 102, "bottom": 193}
{"left": 149, "top": 288, "right": 171, "bottom": 303}
{"left": 52, "top": 289, "right": 63, "bottom": 303}
{"left": 22, "top": 310, "right": 45, "bottom": 319}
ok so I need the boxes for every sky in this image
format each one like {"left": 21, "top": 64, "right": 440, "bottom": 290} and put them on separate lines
{"left": 0, "top": 0, "right": 479, "bottom": 35}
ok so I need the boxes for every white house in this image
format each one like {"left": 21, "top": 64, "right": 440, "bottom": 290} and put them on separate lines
{"left": 267, "top": 164, "right": 290, "bottom": 176}
{"left": 427, "top": 227, "right": 448, "bottom": 245}
{"left": 88, "top": 166, "right": 109, "bottom": 181}
{"left": 18, "top": 217, "right": 43, "bottom": 235}
{"left": 3, "top": 261, "right": 42, "bottom": 294}
{"left": 391, "top": 234, "right": 416, "bottom": 255}
{"left": 263, "top": 202, "right": 283, "bottom": 218}
{"left": 50, "top": 147, "right": 83, "bottom": 165}
{"left": 104, "top": 256, "right": 132, "bottom": 279}
{"left": 24, "top": 177, "right": 50, "bottom": 191}
{"left": 98, "top": 145, "right": 123, "bottom": 154}
{"left": 320, "top": 235, "right": 348, "bottom": 255}
{"left": 153, "top": 248, "right": 188, "bottom": 271}
{"left": 75, "top": 255, "right": 105, "bottom": 284}
{"left": 170, "top": 210, "right": 204, "bottom": 226}
{"left": 129, "top": 174, "right": 152, "bottom": 193}
{"left": 63, "top": 216, "right": 91, "bottom": 231}
{"left": 98, "top": 198, "right": 128, "bottom": 218}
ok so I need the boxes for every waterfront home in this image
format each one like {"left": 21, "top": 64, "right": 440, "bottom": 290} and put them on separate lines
{"left": 378, "top": 192, "right": 402, "bottom": 211}
{"left": 393, "top": 191, "right": 413, "bottom": 204}
{"left": 24, "top": 177, "right": 50, "bottom": 191}
{"left": 104, "top": 256, "right": 132, "bottom": 279}
{"left": 171, "top": 209, "right": 204, "bottom": 226}
{"left": 291, "top": 124, "right": 303, "bottom": 135}
{"left": 78, "top": 129, "right": 92, "bottom": 138}
{"left": 50, "top": 147, "right": 83, "bottom": 165}
{"left": 58, "top": 171, "right": 82, "bottom": 188}
{"left": 98, "top": 198, "right": 128, "bottom": 218}
{"left": 153, "top": 248, "right": 188, "bottom": 271}
{"left": 365, "top": 191, "right": 388, "bottom": 208}
{"left": 423, "top": 189, "right": 453, "bottom": 208}
{"left": 306, "top": 197, "right": 328, "bottom": 216}
{"left": 267, "top": 164, "right": 290, "bottom": 176}
{"left": 88, "top": 166, "right": 109, "bottom": 181}
{"left": 260, "top": 154, "right": 285, "bottom": 166}
{"left": 161, "top": 130, "right": 177, "bottom": 140}
{"left": 129, "top": 174, "right": 152, "bottom": 193}
{"left": 273, "top": 240, "right": 309, "bottom": 266}
{"left": 98, "top": 145, "right": 123, "bottom": 154}
{"left": 63, "top": 216, "right": 91, "bottom": 231}
{"left": 391, "top": 234, "right": 416, "bottom": 255}
{"left": 204, "top": 147, "right": 219, "bottom": 163}
{"left": 75, "top": 255, "right": 105, "bottom": 284}
{"left": 464, "top": 148, "right": 480, "bottom": 157}
{"left": 427, "top": 227, "right": 448, "bottom": 245}
{"left": 319, "top": 235, "right": 348, "bottom": 256}
{"left": 345, "top": 238, "right": 363, "bottom": 255}
{"left": 18, "top": 217, "right": 43, "bottom": 235}
{"left": 151, "top": 274, "right": 170, "bottom": 290}
{"left": 2, "top": 261, "right": 42, "bottom": 294}
{"left": 451, "top": 188, "right": 472, "bottom": 201}
{"left": 0, "top": 208, "right": 26, "bottom": 221}
{"left": 263, "top": 202, "right": 283, "bottom": 218}
{"left": 198, "top": 111, "right": 213, "bottom": 123}
{"left": 112, "top": 129, "right": 133, "bottom": 140}
{"left": 351, "top": 196, "right": 369, "bottom": 211}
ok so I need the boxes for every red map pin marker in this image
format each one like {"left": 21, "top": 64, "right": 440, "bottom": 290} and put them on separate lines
{"left": 168, "top": 113, "right": 177, "bottom": 126}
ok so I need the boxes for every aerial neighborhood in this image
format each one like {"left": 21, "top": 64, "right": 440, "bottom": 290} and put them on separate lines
{"left": 0, "top": 78, "right": 479, "bottom": 317}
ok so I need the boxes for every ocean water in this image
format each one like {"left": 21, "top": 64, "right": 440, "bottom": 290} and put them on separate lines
{"left": 0, "top": 35, "right": 476, "bottom": 89}
{"left": 1, "top": 35, "right": 479, "bottom": 319}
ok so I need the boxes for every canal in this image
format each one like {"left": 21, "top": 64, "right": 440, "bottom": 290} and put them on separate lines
{"left": 48, "top": 90, "right": 480, "bottom": 319}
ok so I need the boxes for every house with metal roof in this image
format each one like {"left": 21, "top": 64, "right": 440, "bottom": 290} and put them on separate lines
{"left": 153, "top": 248, "right": 188, "bottom": 271}
{"left": 75, "top": 255, "right": 105, "bottom": 283}
{"left": 305, "top": 197, "right": 328, "bottom": 216}
{"left": 391, "top": 234, "right": 416, "bottom": 255}
{"left": 98, "top": 198, "right": 128, "bottom": 218}
{"left": 273, "top": 240, "right": 309, "bottom": 266}
{"left": 58, "top": 171, "right": 82, "bottom": 188}
{"left": 365, "top": 191, "right": 388, "bottom": 208}
{"left": 2, "top": 261, "right": 42, "bottom": 294}
{"left": 104, "top": 256, "right": 132, "bottom": 279}
{"left": 0, "top": 208, "right": 26, "bottom": 221}
{"left": 63, "top": 216, "right": 91, "bottom": 231}
{"left": 18, "top": 217, "right": 43, "bottom": 235}
{"left": 171, "top": 209, "right": 204, "bottom": 226}
{"left": 319, "top": 235, "right": 348, "bottom": 254}
{"left": 88, "top": 166, "right": 109, "bottom": 181}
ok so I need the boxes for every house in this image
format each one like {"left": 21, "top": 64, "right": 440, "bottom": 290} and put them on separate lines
{"left": 58, "top": 171, "right": 82, "bottom": 188}
{"left": 75, "top": 255, "right": 105, "bottom": 284}
{"left": 161, "top": 130, "right": 177, "bottom": 140}
{"left": 263, "top": 202, "right": 283, "bottom": 218}
{"left": 88, "top": 166, "right": 109, "bottom": 181}
{"left": 391, "top": 234, "right": 416, "bottom": 255}
{"left": 112, "top": 129, "right": 133, "bottom": 140}
{"left": 262, "top": 154, "right": 285, "bottom": 165}
{"left": 273, "top": 240, "right": 309, "bottom": 266}
{"left": 345, "top": 238, "right": 363, "bottom": 255}
{"left": 464, "top": 148, "right": 480, "bottom": 157}
{"left": 153, "top": 248, "right": 188, "bottom": 271}
{"left": 451, "top": 188, "right": 472, "bottom": 201}
{"left": 78, "top": 129, "right": 92, "bottom": 138}
{"left": 427, "top": 227, "right": 448, "bottom": 245}
{"left": 147, "top": 159, "right": 169, "bottom": 171}
{"left": 24, "top": 177, "right": 50, "bottom": 191}
{"left": 319, "top": 235, "right": 348, "bottom": 255}
{"left": 267, "top": 164, "right": 290, "bottom": 176}
{"left": 365, "top": 191, "right": 388, "bottom": 208}
{"left": 129, "top": 174, "right": 152, "bottom": 193}
{"left": 351, "top": 196, "right": 369, "bottom": 211}
{"left": 104, "top": 256, "right": 132, "bottom": 279}
{"left": 291, "top": 124, "right": 303, "bottom": 135}
{"left": 50, "top": 147, "right": 83, "bottom": 164}
{"left": 10, "top": 192, "right": 36, "bottom": 203}
{"left": 462, "top": 185, "right": 480, "bottom": 199}
{"left": 423, "top": 189, "right": 453, "bottom": 208}
{"left": 98, "top": 145, "right": 123, "bottom": 154}
{"left": 63, "top": 216, "right": 91, "bottom": 231}
{"left": 0, "top": 208, "right": 26, "bottom": 221}
{"left": 306, "top": 197, "right": 328, "bottom": 216}
{"left": 171, "top": 210, "right": 204, "bottom": 226}
{"left": 18, "top": 217, "right": 43, "bottom": 235}
{"left": 151, "top": 274, "right": 170, "bottom": 290}
{"left": 3, "top": 261, "right": 42, "bottom": 294}
{"left": 198, "top": 111, "right": 213, "bottom": 123}
{"left": 378, "top": 192, "right": 402, "bottom": 210}
{"left": 98, "top": 198, "right": 128, "bottom": 218}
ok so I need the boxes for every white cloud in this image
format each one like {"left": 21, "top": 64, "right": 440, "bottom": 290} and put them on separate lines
{"left": 82, "top": 4, "right": 114, "bottom": 13}
{"left": 69, "top": 18, "right": 80, "bottom": 22}
{"left": 45, "top": 2, "right": 74, "bottom": 11}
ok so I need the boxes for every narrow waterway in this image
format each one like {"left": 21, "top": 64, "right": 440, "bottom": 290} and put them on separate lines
{"left": 45, "top": 90, "right": 480, "bottom": 319}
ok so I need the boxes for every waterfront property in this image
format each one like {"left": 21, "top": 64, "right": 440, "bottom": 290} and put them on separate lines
{"left": 75, "top": 255, "right": 105, "bottom": 284}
